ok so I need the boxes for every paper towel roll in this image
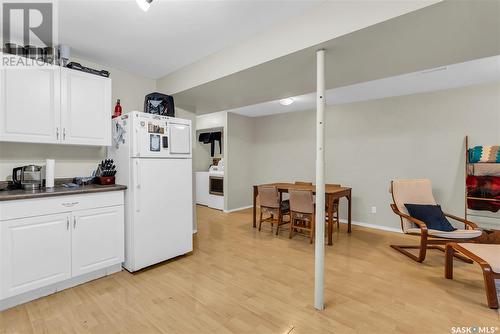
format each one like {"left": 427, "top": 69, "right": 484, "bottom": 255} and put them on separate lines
{"left": 45, "top": 159, "right": 55, "bottom": 188}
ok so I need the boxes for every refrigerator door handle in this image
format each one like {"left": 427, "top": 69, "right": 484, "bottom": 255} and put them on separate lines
{"left": 135, "top": 160, "right": 141, "bottom": 212}
{"left": 135, "top": 128, "right": 140, "bottom": 157}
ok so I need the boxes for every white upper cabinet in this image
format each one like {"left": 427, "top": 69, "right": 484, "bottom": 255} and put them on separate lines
{"left": 0, "top": 58, "right": 61, "bottom": 143}
{"left": 61, "top": 68, "right": 111, "bottom": 146}
{"left": 0, "top": 54, "right": 112, "bottom": 146}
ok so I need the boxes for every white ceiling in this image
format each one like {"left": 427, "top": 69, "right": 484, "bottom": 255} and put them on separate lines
{"left": 231, "top": 55, "right": 500, "bottom": 117}
{"left": 173, "top": 0, "right": 500, "bottom": 114}
{"left": 57, "top": 0, "right": 322, "bottom": 78}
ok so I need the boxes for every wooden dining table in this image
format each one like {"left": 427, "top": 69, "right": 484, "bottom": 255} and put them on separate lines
{"left": 252, "top": 183, "right": 352, "bottom": 246}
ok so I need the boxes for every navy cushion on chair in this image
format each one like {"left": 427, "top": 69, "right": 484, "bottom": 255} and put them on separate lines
{"left": 404, "top": 204, "right": 456, "bottom": 232}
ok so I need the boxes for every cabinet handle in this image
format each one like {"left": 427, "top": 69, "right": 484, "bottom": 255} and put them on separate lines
{"left": 135, "top": 160, "right": 141, "bottom": 212}
{"left": 56, "top": 127, "right": 59, "bottom": 140}
{"left": 62, "top": 201, "right": 79, "bottom": 207}
{"left": 135, "top": 129, "right": 140, "bottom": 156}
{"left": 73, "top": 216, "right": 77, "bottom": 229}
{"left": 63, "top": 128, "right": 66, "bottom": 140}
{"left": 66, "top": 216, "right": 70, "bottom": 230}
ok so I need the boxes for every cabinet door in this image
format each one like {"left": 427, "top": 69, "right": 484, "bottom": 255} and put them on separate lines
{"left": 61, "top": 68, "right": 111, "bottom": 146}
{"left": 195, "top": 172, "right": 209, "bottom": 206}
{"left": 0, "top": 56, "right": 61, "bottom": 143}
{"left": 72, "top": 206, "right": 124, "bottom": 277}
{"left": 1, "top": 213, "right": 71, "bottom": 298}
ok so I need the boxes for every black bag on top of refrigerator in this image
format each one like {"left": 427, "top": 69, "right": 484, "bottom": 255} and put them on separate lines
{"left": 144, "top": 92, "right": 175, "bottom": 117}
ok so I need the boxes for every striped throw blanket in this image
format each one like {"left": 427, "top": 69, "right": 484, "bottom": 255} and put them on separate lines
{"left": 468, "top": 146, "right": 500, "bottom": 163}
{"left": 466, "top": 175, "right": 500, "bottom": 212}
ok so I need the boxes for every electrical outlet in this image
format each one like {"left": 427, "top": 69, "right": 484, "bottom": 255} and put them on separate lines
{"left": 371, "top": 206, "right": 377, "bottom": 214}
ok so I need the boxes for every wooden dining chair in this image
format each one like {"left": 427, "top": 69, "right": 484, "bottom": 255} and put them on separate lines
{"left": 289, "top": 189, "right": 315, "bottom": 243}
{"left": 281, "top": 181, "right": 312, "bottom": 211}
{"left": 326, "top": 183, "right": 341, "bottom": 230}
{"left": 258, "top": 186, "right": 290, "bottom": 235}
{"left": 293, "top": 181, "right": 341, "bottom": 230}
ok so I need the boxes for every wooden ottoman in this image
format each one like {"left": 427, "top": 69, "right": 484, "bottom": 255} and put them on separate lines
{"left": 445, "top": 243, "right": 500, "bottom": 309}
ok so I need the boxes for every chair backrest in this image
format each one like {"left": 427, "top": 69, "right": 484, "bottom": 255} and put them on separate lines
{"left": 258, "top": 186, "right": 279, "bottom": 209}
{"left": 295, "top": 181, "right": 313, "bottom": 186}
{"left": 289, "top": 189, "right": 315, "bottom": 214}
{"left": 390, "top": 179, "right": 437, "bottom": 231}
{"left": 327, "top": 183, "right": 341, "bottom": 187}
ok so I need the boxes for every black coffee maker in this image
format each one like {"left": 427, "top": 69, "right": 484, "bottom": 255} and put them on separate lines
{"left": 12, "top": 165, "right": 43, "bottom": 190}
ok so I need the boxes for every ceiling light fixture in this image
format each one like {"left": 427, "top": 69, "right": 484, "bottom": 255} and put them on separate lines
{"left": 136, "top": 0, "right": 153, "bottom": 12}
{"left": 279, "top": 98, "right": 294, "bottom": 106}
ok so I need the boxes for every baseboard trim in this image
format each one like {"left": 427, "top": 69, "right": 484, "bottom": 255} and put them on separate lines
{"left": 339, "top": 219, "right": 402, "bottom": 234}
{"left": 221, "top": 207, "right": 403, "bottom": 233}
{"left": 224, "top": 205, "right": 253, "bottom": 213}
{"left": 0, "top": 263, "right": 122, "bottom": 311}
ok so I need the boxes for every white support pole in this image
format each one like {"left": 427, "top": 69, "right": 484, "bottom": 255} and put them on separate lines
{"left": 314, "top": 49, "right": 326, "bottom": 311}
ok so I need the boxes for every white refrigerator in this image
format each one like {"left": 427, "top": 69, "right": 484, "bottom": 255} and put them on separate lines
{"left": 109, "top": 111, "right": 193, "bottom": 272}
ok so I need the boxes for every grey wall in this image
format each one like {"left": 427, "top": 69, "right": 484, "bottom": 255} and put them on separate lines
{"left": 226, "top": 113, "right": 255, "bottom": 210}
{"left": 226, "top": 83, "right": 500, "bottom": 229}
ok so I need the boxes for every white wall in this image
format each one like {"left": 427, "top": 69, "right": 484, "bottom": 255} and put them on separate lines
{"left": 226, "top": 83, "right": 500, "bottom": 230}
{"left": 225, "top": 113, "right": 254, "bottom": 210}
{"left": 196, "top": 111, "right": 226, "bottom": 131}
{"left": 72, "top": 57, "right": 157, "bottom": 113}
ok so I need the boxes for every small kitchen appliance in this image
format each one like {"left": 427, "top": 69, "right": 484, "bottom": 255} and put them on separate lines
{"left": 12, "top": 165, "right": 43, "bottom": 190}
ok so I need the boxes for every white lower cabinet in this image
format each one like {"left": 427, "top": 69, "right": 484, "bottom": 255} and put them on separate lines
{"left": 0, "top": 191, "right": 124, "bottom": 307}
{"left": 72, "top": 206, "right": 124, "bottom": 276}
{"left": 1, "top": 213, "right": 71, "bottom": 298}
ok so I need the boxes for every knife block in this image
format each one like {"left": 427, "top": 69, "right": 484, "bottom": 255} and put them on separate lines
{"left": 95, "top": 176, "right": 115, "bottom": 185}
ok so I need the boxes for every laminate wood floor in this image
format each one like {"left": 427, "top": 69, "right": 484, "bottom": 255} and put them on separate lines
{"left": 1, "top": 206, "right": 498, "bottom": 333}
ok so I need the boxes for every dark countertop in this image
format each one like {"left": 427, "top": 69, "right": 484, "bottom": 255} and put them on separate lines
{"left": 0, "top": 184, "right": 127, "bottom": 202}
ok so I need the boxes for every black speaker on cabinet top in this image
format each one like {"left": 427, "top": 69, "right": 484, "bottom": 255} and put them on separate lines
{"left": 144, "top": 92, "right": 175, "bottom": 117}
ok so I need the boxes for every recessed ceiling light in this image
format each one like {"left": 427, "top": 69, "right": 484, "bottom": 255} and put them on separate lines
{"left": 136, "top": 0, "right": 153, "bottom": 12}
{"left": 279, "top": 98, "right": 294, "bottom": 106}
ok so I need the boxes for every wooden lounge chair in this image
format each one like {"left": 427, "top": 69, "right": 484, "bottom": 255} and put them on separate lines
{"left": 445, "top": 243, "right": 500, "bottom": 309}
{"left": 390, "top": 179, "right": 482, "bottom": 263}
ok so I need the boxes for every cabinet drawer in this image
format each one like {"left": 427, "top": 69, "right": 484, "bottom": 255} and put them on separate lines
{"left": 0, "top": 191, "right": 124, "bottom": 221}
